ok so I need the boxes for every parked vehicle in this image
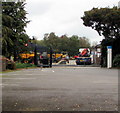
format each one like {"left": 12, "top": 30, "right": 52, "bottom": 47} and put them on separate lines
{"left": 76, "top": 48, "right": 91, "bottom": 65}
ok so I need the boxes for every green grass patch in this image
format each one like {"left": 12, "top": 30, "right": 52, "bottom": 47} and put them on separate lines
{"left": 16, "top": 63, "right": 36, "bottom": 69}
{"left": 0, "top": 63, "right": 37, "bottom": 73}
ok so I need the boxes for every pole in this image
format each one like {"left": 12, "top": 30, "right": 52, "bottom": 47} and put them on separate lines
{"left": 49, "top": 47, "right": 52, "bottom": 68}
{"left": 34, "top": 44, "right": 38, "bottom": 66}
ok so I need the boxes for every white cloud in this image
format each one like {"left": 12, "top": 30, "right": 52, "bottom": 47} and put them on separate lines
{"left": 25, "top": 0, "right": 119, "bottom": 43}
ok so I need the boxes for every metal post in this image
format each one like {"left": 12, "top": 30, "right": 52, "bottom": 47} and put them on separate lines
{"left": 49, "top": 47, "right": 52, "bottom": 68}
{"left": 34, "top": 44, "right": 38, "bottom": 66}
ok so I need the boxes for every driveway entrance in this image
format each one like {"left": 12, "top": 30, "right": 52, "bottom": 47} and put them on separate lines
{"left": 2, "top": 67, "right": 118, "bottom": 111}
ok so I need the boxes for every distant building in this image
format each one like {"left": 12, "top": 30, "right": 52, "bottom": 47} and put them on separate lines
{"left": 118, "top": 1, "right": 120, "bottom": 8}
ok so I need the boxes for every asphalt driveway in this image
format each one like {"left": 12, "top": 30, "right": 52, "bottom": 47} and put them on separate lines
{"left": 2, "top": 67, "right": 118, "bottom": 111}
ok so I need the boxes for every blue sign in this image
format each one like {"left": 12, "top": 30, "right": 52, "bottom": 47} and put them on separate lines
{"left": 107, "top": 46, "right": 112, "bottom": 49}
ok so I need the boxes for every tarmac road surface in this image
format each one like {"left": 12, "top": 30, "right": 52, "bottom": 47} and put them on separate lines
{"left": 2, "top": 67, "right": 118, "bottom": 111}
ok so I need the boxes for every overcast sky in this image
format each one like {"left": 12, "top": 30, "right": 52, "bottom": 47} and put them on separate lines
{"left": 25, "top": 0, "right": 119, "bottom": 44}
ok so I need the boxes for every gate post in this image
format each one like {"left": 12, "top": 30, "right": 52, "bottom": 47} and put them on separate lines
{"left": 49, "top": 47, "right": 52, "bottom": 68}
{"left": 107, "top": 46, "right": 112, "bottom": 68}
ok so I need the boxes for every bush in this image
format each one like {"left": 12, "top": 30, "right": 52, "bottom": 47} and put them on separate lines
{"left": 7, "top": 62, "right": 16, "bottom": 70}
{"left": 1, "top": 56, "right": 6, "bottom": 71}
{"left": 0, "top": 55, "right": 16, "bottom": 71}
{"left": 113, "top": 54, "right": 120, "bottom": 67}
{"left": 16, "top": 63, "right": 36, "bottom": 69}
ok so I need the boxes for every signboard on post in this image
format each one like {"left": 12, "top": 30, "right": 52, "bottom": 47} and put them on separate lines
{"left": 107, "top": 46, "right": 112, "bottom": 69}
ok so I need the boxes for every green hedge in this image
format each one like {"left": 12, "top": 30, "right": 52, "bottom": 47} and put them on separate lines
{"left": 16, "top": 63, "right": 36, "bottom": 69}
{"left": 113, "top": 54, "right": 120, "bottom": 67}
{"left": 101, "top": 38, "right": 120, "bottom": 67}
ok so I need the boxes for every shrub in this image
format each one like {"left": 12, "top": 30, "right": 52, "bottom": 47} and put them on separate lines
{"left": 113, "top": 54, "right": 120, "bottom": 67}
{"left": 7, "top": 62, "right": 16, "bottom": 70}
{"left": 0, "top": 55, "right": 16, "bottom": 71}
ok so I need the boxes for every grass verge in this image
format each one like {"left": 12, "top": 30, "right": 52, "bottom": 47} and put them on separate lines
{"left": 16, "top": 63, "right": 36, "bottom": 69}
{"left": 0, "top": 63, "right": 38, "bottom": 73}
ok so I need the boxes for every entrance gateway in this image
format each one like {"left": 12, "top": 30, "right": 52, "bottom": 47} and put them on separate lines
{"left": 20, "top": 43, "right": 102, "bottom": 67}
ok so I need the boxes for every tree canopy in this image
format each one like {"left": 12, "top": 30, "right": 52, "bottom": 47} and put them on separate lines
{"left": 81, "top": 7, "right": 120, "bottom": 39}
{"left": 81, "top": 7, "right": 120, "bottom": 67}
{"left": 37, "top": 32, "right": 91, "bottom": 56}
{"left": 2, "top": 2, "right": 29, "bottom": 60}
